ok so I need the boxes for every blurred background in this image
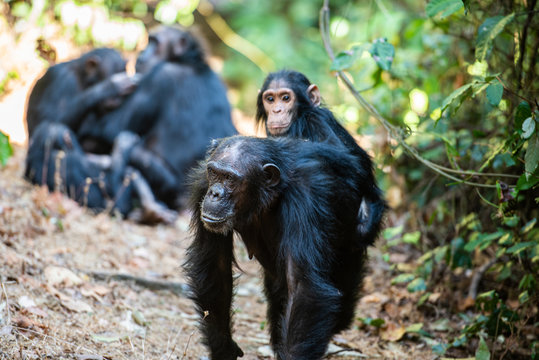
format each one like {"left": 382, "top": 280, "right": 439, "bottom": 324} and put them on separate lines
{"left": 0, "top": 0, "right": 537, "bottom": 358}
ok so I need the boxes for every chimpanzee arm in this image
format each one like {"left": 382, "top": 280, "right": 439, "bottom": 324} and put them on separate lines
{"left": 184, "top": 223, "right": 243, "bottom": 360}
{"left": 128, "top": 144, "right": 180, "bottom": 200}
{"left": 58, "top": 73, "right": 137, "bottom": 132}
{"left": 184, "top": 170, "right": 243, "bottom": 360}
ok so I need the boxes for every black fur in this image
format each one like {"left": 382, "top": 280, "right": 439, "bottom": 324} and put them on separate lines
{"left": 185, "top": 136, "right": 370, "bottom": 360}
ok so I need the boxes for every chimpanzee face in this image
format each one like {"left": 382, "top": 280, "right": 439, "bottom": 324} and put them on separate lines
{"left": 136, "top": 27, "right": 191, "bottom": 73}
{"left": 261, "top": 79, "right": 322, "bottom": 136}
{"left": 262, "top": 79, "right": 297, "bottom": 136}
{"left": 200, "top": 138, "right": 281, "bottom": 234}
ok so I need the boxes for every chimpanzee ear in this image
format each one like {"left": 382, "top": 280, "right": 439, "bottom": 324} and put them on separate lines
{"left": 263, "top": 163, "right": 281, "bottom": 187}
{"left": 207, "top": 138, "right": 220, "bottom": 155}
{"left": 85, "top": 57, "right": 99, "bottom": 73}
{"left": 307, "top": 84, "right": 321, "bottom": 107}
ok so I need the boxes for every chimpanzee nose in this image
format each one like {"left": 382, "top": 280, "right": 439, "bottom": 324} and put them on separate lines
{"left": 209, "top": 183, "right": 225, "bottom": 200}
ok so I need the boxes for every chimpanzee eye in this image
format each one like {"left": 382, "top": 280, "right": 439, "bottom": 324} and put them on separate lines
{"left": 282, "top": 94, "right": 290, "bottom": 101}
{"left": 266, "top": 96, "right": 274, "bottom": 102}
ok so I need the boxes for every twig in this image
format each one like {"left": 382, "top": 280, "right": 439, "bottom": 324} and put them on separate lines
{"left": 181, "top": 312, "right": 208, "bottom": 360}
{"left": 82, "top": 270, "right": 188, "bottom": 296}
{"left": 468, "top": 257, "right": 497, "bottom": 299}
{"left": 319, "top": 0, "right": 518, "bottom": 189}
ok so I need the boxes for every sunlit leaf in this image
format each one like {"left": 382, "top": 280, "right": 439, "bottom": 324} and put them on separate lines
{"left": 426, "top": 0, "right": 463, "bottom": 18}
{"left": 0, "top": 131, "right": 13, "bottom": 166}
{"left": 476, "top": 14, "right": 515, "bottom": 61}
{"left": 522, "top": 117, "right": 535, "bottom": 139}
{"left": 506, "top": 241, "right": 536, "bottom": 255}
{"left": 403, "top": 231, "right": 421, "bottom": 245}
{"left": 440, "top": 83, "right": 473, "bottom": 116}
{"left": 485, "top": 80, "right": 503, "bottom": 106}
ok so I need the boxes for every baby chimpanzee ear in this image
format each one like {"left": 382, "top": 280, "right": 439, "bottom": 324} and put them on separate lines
{"left": 263, "top": 163, "right": 281, "bottom": 187}
{"left": 307, "top": 84, "right": 321, "bottom": 107}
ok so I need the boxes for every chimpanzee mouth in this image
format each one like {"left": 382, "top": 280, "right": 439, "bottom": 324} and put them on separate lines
{"left": 201, "top": 214, "right": 227, "bottom": 224}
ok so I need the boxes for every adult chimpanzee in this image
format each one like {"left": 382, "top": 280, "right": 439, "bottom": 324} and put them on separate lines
{"left": 26, "top": 48, "right": 137, "bottom": 139}
{"left": 256, "top": 70, "right": 386, "bottom": 246}
{"left": 77, "top": 27, "right": 237, "bottom": 209}
{"left": 25, "top": 122, "right": 176, "bottom": 223}
{"left": 185, "top": 135, "right": 371, "bottom": 360}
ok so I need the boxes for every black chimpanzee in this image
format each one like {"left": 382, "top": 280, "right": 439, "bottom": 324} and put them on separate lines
{"left": 256, "top": 70, "right": 386, "bottom": 246}
{"left": 77, "top": 27, "right": 237, "bottom": 209}
{"left": 25, "top": 48, "right": 137, "bottom": 139}
{"left": 25, "top": 122, "right": 176, "bottom": 223}
{"left": 185, "top": 135, "right": 371, "bottom": 360}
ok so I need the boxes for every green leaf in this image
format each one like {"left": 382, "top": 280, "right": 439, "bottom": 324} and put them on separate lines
{"left": 516, "top": 173, "right": 539, "bottom": 191}
{"left": 359, "top": 317, "right": 386, "bottom": 327}
{"left": 426, "top": 0, "right": 463, "bottom": 18}
{"left": 369, "top": 39, "right": 395, "bottom": 71}
{"left": 403, "top": 231, "right": 421, "bottom": 245}
{"left": 330, "top": 44, "right": 368, "bottom": 71}
{"left": 519, "top": 290, "right": 529, "bottom": 304}
{"left": 391, "top": 273, "right": 415, "bottom": 285}
{"left": 405, "top": 323, "right": 424, "bottom": 333}
{"left": 486, "top": 80, "right": 503, "bottom": 106}
{"left": 441, "top": 83, "right": 473, "bottom": 116}
{"left": 407, "top": 278, "right": 427, "bottom": 292}
{"left": 522, "top": 117, "right": 536, "bottom": 139}
{"left": 0, "top": 131, "right": 13, "bottom": 167}
{"left": 383, "top": 225, "right": 404, "bottom": 240}
{"left": 475, "top": 337, "right": 491, "bottom": 360}
{"left": 503, "top": 215, "right": 520, "bottom": 227}
{"left": 521, "top": 218, "right": 537, "bottom": 234}
{"left": 476, "top": 14, "right": 515, "bottom": 61}
{"left": 525, "top": 133, "right": 539, "bottom": 177}
{"left": 507, "top": 241, "right": 536, "bottom": 255}
{"left": 515, "top": 102, "right": 532, "bottom": 130}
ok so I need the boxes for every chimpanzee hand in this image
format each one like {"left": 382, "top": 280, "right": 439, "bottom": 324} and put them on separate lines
{"left": 109, "top": 72, "right": 140, "bottom": 97}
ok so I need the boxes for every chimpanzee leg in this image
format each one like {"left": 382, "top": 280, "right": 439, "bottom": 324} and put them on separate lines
{"left": 184, "top": 225, "right": 243, "bottom": 360}
{"left": 128, "top": 144, "right": 180, "bottom": 205}
{"left": 276, "top": 256, "right": 342, "bottom": 360}
{"left": 263, "top": 272, "right": 286, "bottom": 350}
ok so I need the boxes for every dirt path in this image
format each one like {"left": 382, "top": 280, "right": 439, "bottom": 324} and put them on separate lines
{"left": 0, "top": 146, "right": 436, "bottom": 360}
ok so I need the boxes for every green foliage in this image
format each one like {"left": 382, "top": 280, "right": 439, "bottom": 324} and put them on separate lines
{"left": 426, "top": 0, "right": 464, "bottom": 18}
{"left": 0, "top": 131, "right": 13, "bottom": 167}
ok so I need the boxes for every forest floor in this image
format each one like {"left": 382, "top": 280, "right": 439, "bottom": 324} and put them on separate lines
{"left": 0, "top": 146, "right": 441, "bottom": 360}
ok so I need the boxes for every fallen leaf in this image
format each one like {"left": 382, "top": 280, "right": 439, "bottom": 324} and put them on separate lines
{"left": 360, "top": 292, "right": 389, "bottom": 304}
{"left": 458, "top": 297, "right": 476, "bottom": 311}
{"left": 383, "top": 302, "right": 400, "bottom": 318}
{"left": 12, "top": 315, "right": 48, "bottom": 332}
{"left": 18, "top": 295, "right": 36, "bottom": 308}
{"left": 44, "top": 266, "right": 83, "bottom": 287}
{"left": 380, "top": 322, "right": 406, "bottom": 341}
{"left": 60, "top": 298, "right": 93, "bottom": 313}
{"left": 21, "top": 307, "right": 49, "bottom": 318}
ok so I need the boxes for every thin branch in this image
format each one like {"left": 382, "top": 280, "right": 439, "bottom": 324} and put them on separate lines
{"left": 319, "top": 0, "right": 517, "bottom": 189}
{"left": 83, "top": 270, "right": 188, "bottom": 296}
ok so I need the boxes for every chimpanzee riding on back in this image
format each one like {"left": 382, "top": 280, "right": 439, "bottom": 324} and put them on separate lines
{"left": 256, "top": 70, "right": 386, "bottom": 246}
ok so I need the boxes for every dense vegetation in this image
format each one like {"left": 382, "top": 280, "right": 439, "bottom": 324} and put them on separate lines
{"left": 1, "top": 0, "right": 537, "bottom": 358}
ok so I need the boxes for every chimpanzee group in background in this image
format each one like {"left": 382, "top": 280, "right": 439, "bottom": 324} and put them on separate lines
{"left": 24, "top": 24, "right": 385, "bottom": 359}
{"left": 24, "top": 26, "right": 236, "bottom": 222}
